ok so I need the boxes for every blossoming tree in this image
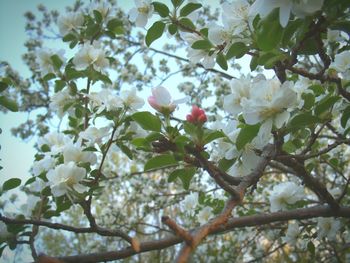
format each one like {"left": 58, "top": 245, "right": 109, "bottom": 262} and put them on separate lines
{"left": 0, "top": 0, "right": 350, "bottom": 262}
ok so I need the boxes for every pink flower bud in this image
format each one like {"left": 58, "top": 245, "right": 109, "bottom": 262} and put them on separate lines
{"left": 187, "top": 105, "right": 207, "bottom": 125}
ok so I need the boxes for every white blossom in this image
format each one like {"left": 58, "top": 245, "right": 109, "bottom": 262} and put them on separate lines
{"left": 37, "top": 132, "right": 71, "bottom": 154}
{"left": 241, "top": 77, "right": 297, "bottom": 127}
{"left": 20, "top": 195, "right": 41, "bottom": 217}
{"left": 121, "top": 88, "right": 145, "bottom": 110}
{"left": 182, "top": 192, "right": 199, "bottom": 212}
{"left": 282, "top": 221, "right": 300, "bottom": 245}
{"left": 208, "top": 0, "right": 251, "bottom": 46}
{"left": 49, "top": 88, "right": 76, "bottom": 118}
{"left": 128, "top": 0, "right": 154, "bottom": 27}
{"left": 223, "top": 77, "right": 252, "bottom": 115}
{"left": 127, "top": 121, "right": 148, "bottom": 138}
{"left": 89, "top": 88, "right": 123, "bottom": 114}
{"left": 90, "top": 0, "right": 113, "bottom": 21}
{"left": 47, "top": 162, "right": 87, "bottom": 197}
{"left": 63, "top": 143, "right": 97, "bottom": 165}
{"left": 29, "top": 178, "right": 47, "bottom": 193}
{"left": 57, "top": 12, "right": 84, "bottom": 36}
{"left": 181, "top": 32, "right": 216, "bottom": 69}
{"left": 79, "top": 126, "right": 110, "bottom": 145}
{"left": 198, "top": 206, "right": 212, "bottom": 224}
{"left": 36, "top": 48, "right": 65, "bottom": 76}
{"left": 249, "top": 0, "right": 324, "bottom": 27}
{"left": 330, "top": 50, "right": 350, "bottom": 73}
{"left": 73, "top": 42, "right": 109, "bottom": 71}
{"left": 148, "top": 86, "right": 189, "bottom": 114}
{"left": 269, "top": 182, "right": 304, "bottom": 212}
{"left": 317, "top": 217, "right": 341, "bottom": 240}
{"left": 32, "top": 155, "right": 56, "bottom": 176}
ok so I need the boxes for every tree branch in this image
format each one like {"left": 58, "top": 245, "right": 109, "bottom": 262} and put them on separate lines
{"left": 55, "top": 205, "right": 350, "bottom": 263}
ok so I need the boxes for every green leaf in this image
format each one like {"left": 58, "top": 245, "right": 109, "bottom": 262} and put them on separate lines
{"left": 54, "top": 80, "right": 66, "bottom": 92}
{"left": 191, "top": 39, "right": 212, "bottom": 50}
{"left": 168, "top": 167, "right": 196, "bottom": 190}
{"left": 131, "top": 137, "right": 151, "bottom": 150}
{"left": 24, "top": 177, "right": 36, "bottom": 186}
{"left": 216, "top": 53, "right": 228, "bottom": 70}
{"left": 0, "top": 81, "right": 9, "bottom": 93}
{"left": 43, "top": 73, "right": 56, "bottom": 81}
{"left": 218, "top": 158, "right": 235, "bottom": 172}
{"left": 86, "top": 23, "right": 100, "bottom": 39}
{"left": 107, "top": 19, "right": 124, "bottom": 35}
{"left": 203, "top": 130, "right": 225, "bottom": 145}
{"left": 282, "top": 140, "right": 298, "bottom": 153}
{"left": 330, "top": 20, "right": 350, "bottom": 34}
{"left": 145, "top": 21, "right": 166, "bottom": 47}
{"left": 298, "top": 38, "right": 318, "bottom": 55}
{"left": 281, "top": 19, "right": 303, "bottom": 47}
{"left": 144, "top": 154, "right": 177, "bottom": 171}
{"left": 131, "top": 111, "right": 162, "bottom": 132}
{"left": 341, "top": 105, "right": 350, "bottom": 128}
{"left": 288, "top": 113, "right": 320, "bottom": 128}
{"left": 62, "top": 33, "right": 76, "bottom": 42}
{"left": 2, "top": 178, "right": 21, "bottom": 191}
{"left": 180, "top": 3, "right": 202, "bottom": 17}
{"left": 183, "top": 122, "right": 197, "bottom": 136}
{"left": 308, "top": 84, "right": 324, "bottom": 96}
{"left": 0, "top": 96, "right": 18, "bottom": 112}
{"left": 307, "top": 241, "right": 315, "bottom": 258}
{"left": 301, "top": 93, "right": 315, "bottom": 110}
{"left": 168, "top": 24, "right": 178, "bottom": 35}
{"left": 258, "top": 51, "right": 286, "bottom": 69}
{"left": 152, "top": 2, "right": 170, "bottom": 17}
{"left": 146, "top": 132, "right": 164, "bottom": 142}
{"left": 314, "top": 95, "right": 339, "bottom": 116}
{"left": 116, "top": 142, "right": 133, "bottom": 160}
{"left": 226, "top": 42, "right": 248, "bottom": 59}
{"left": 56, "top": 197, "right": 72, "bottom": 213}
{"left": 65, "top": 67, "right": 82, "bottom": 80}
{"left": 250, "top": 55, "right": 259, "bottom": 71}
{"left": 93, "top": 10, "right": 103, "bottom": 23}
{"left": 50, "top": 55, "right": 63, "bottom": 71}
{"left": 236, "top": 124, "right": 260, "bottom": 151}
{"left": 178, "top": 18, "right": 195, "bottom": 32}
{"left": 171, "top": 0, "right": 184, "bottom": 7}
{"left": 257, "top": 19, "right": 283, "bottom": 51}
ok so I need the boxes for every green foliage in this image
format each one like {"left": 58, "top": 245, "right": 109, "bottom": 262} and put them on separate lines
{"left": 2, "top": 178, "right": 21, "bottom": 191}
{"left": 152, "top": 2, "right": 170, "bottom": 17}
{"left": 0, "top": 96, "right": 18, "bottom": 112}
{"left": 180, "top": 3, "right": 202, "bottom": 17}
{"left": 216, "top": 53, "right": 228, "bottom": 70}
{"left": 226, "top": 42, "right": 249, "bottom": 60}
{"left": 191, "top": 40, "right": 212, "bottom": 50}
{"left": 236, "top": 124, "right": 260, "bottom": 151}
{"left": 168, "top": 167, "right": 196, "bottom": 190}
{"left": 132, "top": 111, "right": 162, "bottom": 132}
{"left": 145, "top": 21, "right": 166, "bottom": 46}
{"left": 144, "top": 154, "right": 177, "bottom": 171}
